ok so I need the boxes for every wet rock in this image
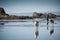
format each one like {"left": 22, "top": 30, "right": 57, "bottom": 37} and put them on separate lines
{"left": 40, "top": 13, "right": 46, "bottom": 18}
{"left": 0, "top": 8, "right": 60, "bottom": 19}
{"left": 0, "top": 8, "right": 6, "bottom": 13}
{"left": 33, "top": 12, "right": 40, "bottom": 18}
{"left": 0, "top": 8, "right": 9, "bottom": 15}
{"left": 33, "top": 12, "right": 46, "bottom": 18}
{"left": 48, "top": 13, "right": 56, "bottom": 18}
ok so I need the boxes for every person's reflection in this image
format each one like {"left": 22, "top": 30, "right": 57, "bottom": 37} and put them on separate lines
{"left": 34, "top": 21, "right": 39, "bottom": 39}
{"left": 47, "top": 14, "right": 49, "bottom": 30}
{"left": 49, "top": 19, "right": 54, "bottom": 35}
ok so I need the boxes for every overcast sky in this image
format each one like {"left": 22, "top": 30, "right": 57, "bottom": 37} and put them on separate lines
{"left": 0, "top": 0, "right": 60, "bottom": 13}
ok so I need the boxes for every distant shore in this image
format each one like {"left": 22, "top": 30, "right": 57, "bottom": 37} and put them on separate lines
{"left": 0, "top": 8, "right": 60, "bottom": 19}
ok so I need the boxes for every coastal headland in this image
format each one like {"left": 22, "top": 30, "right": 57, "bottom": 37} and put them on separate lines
{"left": 0, "top": 8, "right": 60, "bottom": 19}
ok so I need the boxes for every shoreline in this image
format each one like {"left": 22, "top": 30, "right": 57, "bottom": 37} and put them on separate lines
{"left": 0, "top": 8, "right": 60, "bottom": 19}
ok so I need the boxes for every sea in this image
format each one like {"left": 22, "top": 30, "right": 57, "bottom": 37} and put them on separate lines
{"left": 0, "top": 12, "right": 60, "bottom": 40}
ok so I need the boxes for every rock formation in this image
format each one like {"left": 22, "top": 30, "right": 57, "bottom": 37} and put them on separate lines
{"left": 48, "top": 13, "right": 56, "bottom": 18}
{"left": 33, "top": 12, "right": 40, "bottom": 18}
{"left": 33, "top": 12, "right": 60, "bottom": 18}
{"left": 33, "top": 12, "right": 47, "bottom": 18}
{"left": 0, "top": 7, "right": 60, "bottom": 19}
{"left": 0, "top": 8, "right": 32, "bottom": 19}
{"left": 0, "top": 8, "right": 9, "bottom": 19}
{"left": 0, "top": 8, "right": 6, "bottom": 13}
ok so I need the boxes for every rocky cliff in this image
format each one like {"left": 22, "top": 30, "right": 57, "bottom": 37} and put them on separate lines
{"left": 0, "top": 8, "right": 6, "bottom": 13}
{"left": 48, "top": 13, "right": 56, "bottom": 18}
{"left": 0, "top": 8, "right": 60, "bottom": 19}
{"left": 0, "top": 8, "right": 9, "bottom": 19}
{"left": 33, "top": 12, "right": 46, "bottom": 18}
{"left": 0, "top": 8, "right": 32, "bottom": 19}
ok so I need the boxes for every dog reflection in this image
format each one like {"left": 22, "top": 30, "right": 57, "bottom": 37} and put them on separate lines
{"left": 34, "top": 26, "right": 38, "bottom": 39}
{"left": 49, "top": 19, "right": 54, "bottom": 35}
{"left": 34, "top": 21, "right": 39, "bottom": 39}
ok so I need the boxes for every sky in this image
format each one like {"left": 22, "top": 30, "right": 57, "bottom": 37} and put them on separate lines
{"left": 0, "top": 0, "right": 60, "bottom": 13}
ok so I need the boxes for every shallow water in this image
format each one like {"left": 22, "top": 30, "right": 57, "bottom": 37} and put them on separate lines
{"left": 0, "top": 18, "right": 60, "bottom": 40}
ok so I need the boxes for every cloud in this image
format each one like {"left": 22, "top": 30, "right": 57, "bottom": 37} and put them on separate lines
{"left": 0, "top": 0, "right": 60, "bottom": 13}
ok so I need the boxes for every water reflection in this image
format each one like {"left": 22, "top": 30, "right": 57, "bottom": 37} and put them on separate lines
{"left": 0, "top": 22, "right": 5, "bottom": 25}
{"left": 0, "top": 21, "right": 8, "bottom": 28}
{"left": 0, "top": 22, "right": 4, "bottom": 28}
{"left": 49, "top": 19, "right": 54, "bottom": 35}
{"left": 0, "top": 19, "right": 60, "bottom": 40}
{"left": 33, "top": 18, "right": 55, "bottom": 39}
{"left": 47, "top": 14, "right": 49, "bottom": 30}
{"left": 33, "top": 19, "right": 39, "bottom": 40}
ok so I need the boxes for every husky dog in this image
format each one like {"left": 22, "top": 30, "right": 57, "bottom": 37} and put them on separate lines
{"left": 34, "top": 20, "right": 39, "bottom": 39}
{"left": 49, "top": 19, "right": 54, "bottom": 35}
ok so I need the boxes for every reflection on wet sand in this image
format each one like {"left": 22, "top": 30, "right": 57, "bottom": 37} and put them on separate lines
{"left": 47, "top": 14, "right": 49, "bottom": 30}
{"left": 34, "top": 20, "right": 39, "bottom": 40}
{"left": 0, "top": 22, "right": 5, "bottom": 27}
{"left": 49, "top": 19, "right": 54, "bottom": 35}
{"left": 0, "top": 18, "right": 55, "bottom": 39}
{"left": 0, "top": 22, "right": 5, "bottom": 25}
{"left": 0, "top": 21, "right": 8, "bottom": 28}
